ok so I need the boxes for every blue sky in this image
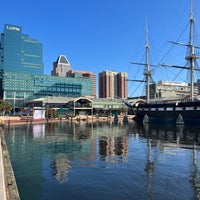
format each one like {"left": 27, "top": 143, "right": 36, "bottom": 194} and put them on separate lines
{"left": 1, "top": 0, "right": 200, "bottom": 96}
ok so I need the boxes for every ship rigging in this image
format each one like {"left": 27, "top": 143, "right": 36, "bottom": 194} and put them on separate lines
{"left": 126, "top": 0, "right": 200, "bottom": 125}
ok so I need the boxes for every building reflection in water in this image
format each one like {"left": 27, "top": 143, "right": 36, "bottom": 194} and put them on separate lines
{"left": 95, "top": 121, "right": 129, "bottom": 163}
{"left": 32, "top": 122, "right": 95, "bottom": 183}
{"left": 98, "top": 136, "right": 128, "bottom": 162}
{"left": 51, "top": 157, "right": 71, "bottom": 183}
{"left": 5, "top": 120, "right": 200, "bottom": 195}
{"left": 33, "top": 124, "right": 45, "bottom": 138}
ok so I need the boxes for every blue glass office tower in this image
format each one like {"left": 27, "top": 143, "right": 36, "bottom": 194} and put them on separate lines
{"left": 0, "top": 24, "right": 43, "bottom": 74}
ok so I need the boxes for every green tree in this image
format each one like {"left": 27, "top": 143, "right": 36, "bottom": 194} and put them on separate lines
{"left": 0, "top": 100, "right": 12, "bottom": 116}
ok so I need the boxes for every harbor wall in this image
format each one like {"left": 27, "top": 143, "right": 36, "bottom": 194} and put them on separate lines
{"left": 0, "top": 131, "right": 6, "bottom": 200}
{"left": 0, "top": 115, "right": 134, "bottom": 126}
{"left": 0, "top": 127, "right": 20, "bottom": 200}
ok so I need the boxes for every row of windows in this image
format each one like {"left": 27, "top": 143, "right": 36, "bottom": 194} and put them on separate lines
{"left": 2, "top": 73, "right": 91, "bottom": 89}
{"left": 1, "top": 71, "right": 93, "bottom": 108}
{"left": 5, "top": 91, "right": 33, "bottom": 98}
{"left": 35, "top": 91, "right": 81, "bottom": 97}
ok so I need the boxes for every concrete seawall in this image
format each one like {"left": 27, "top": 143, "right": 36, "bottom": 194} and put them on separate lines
{"left": 0, "top": 128, "right": 20, "bottom": 200}
{"left": 0, "top": 115, "right": 135, "bottom": 126}
{"left": 0, "top": 134, "right": 6, "bottom": 200}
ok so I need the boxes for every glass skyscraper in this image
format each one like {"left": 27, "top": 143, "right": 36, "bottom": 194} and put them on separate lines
{"left": 0, "top": 24, "right": 92, "bottom": 111}
{"left": 0, "top": 24, "right": 43, "bottom": 74}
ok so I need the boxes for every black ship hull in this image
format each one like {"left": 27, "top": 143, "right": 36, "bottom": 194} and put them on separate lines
{"left": 132, "top": 100, "right": 200, "bottom": 124}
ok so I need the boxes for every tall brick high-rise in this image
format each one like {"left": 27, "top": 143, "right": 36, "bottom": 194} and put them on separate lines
{"left": 116, "top": 72, "right": 128, "bottom": 99}
{"left": 98, "top": 70, "right": 128, "bottom": 99}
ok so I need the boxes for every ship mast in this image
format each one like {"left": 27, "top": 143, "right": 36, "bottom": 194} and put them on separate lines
{"left": 129, "top": 20, "right": 153, "bottom": 103}
{"left": 185, "top": 0, "right": 200, "bottom": 100}
{"left": 186, "top": 0, "right": 195, "bottom": 100}
{"left": 144, "top": 20, "right": 151, "bottom": 103}
{"left": 162, "top": 0, "right": 200, "bottom": 101}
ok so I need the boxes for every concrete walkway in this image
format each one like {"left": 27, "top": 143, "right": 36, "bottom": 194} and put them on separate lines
{"left": 0, "top": 138, "right": 6, "bottom": 200}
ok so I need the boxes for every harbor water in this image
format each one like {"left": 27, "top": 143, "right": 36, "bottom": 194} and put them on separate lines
{"left": 4, "top": 121, "right": 200, "bottom": 200}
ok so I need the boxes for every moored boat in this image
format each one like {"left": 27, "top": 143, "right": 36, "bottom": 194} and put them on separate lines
{"left": 126, "top": 0, "right": 200, "bottom": 125}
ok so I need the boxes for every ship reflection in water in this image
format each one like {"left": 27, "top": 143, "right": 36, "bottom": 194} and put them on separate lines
{"left": 138, "top": 122, "right": 200, "bottom": 200}
{"left": 5, "top": 121, "right": 200, "bottom": 200}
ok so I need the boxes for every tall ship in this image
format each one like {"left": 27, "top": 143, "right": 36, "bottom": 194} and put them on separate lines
{"left": 126, "top": 0, "right": 200, "bottom": 125}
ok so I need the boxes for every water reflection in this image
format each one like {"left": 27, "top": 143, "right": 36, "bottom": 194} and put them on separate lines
{"left": 99, "top": 135, "right": 128, "bottom": 163}
{"left": 137, "top": 123, "right": 200, "bottom": 147}
{"left": 4, "top": 121, "right": 200, "bottom": 200}
{"left": 51, "top": 157, "right": 71, "bottom": 183}
{"left": 191, "top": 144, "right": 200, "bottom": 199}
{"left": 145, "top": 138, "right": 154, "bottom": 200}
{"left": 136, "top": 122, "right": 200, "bottom": 200}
